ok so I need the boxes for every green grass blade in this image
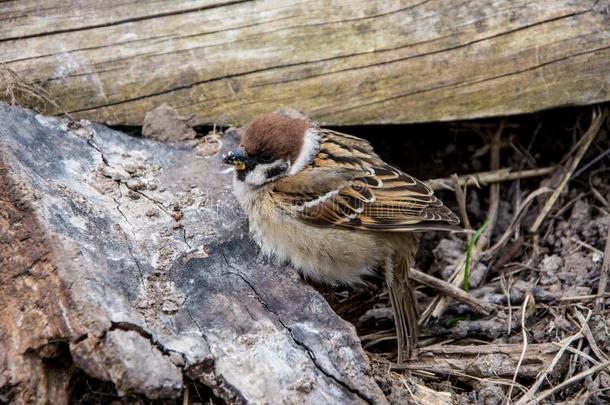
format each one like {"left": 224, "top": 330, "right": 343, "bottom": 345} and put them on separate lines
{"left": 463, "top": 218, "right": 490, "bottom": 292}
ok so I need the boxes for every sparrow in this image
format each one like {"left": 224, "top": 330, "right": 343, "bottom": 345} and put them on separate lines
{"left": 223, "top": 110, "right": 460, "bottom": 363}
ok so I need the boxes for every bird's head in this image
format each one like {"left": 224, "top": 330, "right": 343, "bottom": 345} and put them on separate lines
{"left": 223, "top": 111, "right": 320, "bottom": 186}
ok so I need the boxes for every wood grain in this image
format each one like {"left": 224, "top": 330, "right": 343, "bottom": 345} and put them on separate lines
{"left": 407, "top": 343, "right": 565, "bottom": 379}
{"left": 1, "top": 0, "right": 609, "bottom": 126}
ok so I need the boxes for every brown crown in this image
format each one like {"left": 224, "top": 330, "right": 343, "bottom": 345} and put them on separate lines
{"left": 241, "top": 113, "right": 308, "bottom": 163}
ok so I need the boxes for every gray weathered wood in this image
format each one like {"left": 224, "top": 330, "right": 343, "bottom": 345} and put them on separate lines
{"left": 407, "top": 343, "right": 565, "bottom": 380}
{"left": 1, "top": 0, "right": 608, "bottom": 126}
{"left": 0, "top": 103, "right": 387, "bottom": 404}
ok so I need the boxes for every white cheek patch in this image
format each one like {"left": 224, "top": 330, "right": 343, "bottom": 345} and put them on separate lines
{"left": 289, "top": 128, "right": 320, "bottom": 175}
{"left": 245, "top": 160, "right": 288, "bottom": 186}
{"left": 245, "top": 166, "right": 269, "bottom": 185}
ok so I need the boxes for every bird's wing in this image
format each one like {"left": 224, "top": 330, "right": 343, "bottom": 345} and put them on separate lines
{"left": 317, "top": 128, "right": 380, "bottom": 159}
{"left": 273, "top": 131, "right": 460, "bottom": 232}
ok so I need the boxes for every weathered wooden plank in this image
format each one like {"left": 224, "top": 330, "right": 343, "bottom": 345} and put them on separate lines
{"left": 1, "top": 0, "right": 609, "bottom": 126}
{"left": 0, "top": 0, "right": 233, "bottom": 39}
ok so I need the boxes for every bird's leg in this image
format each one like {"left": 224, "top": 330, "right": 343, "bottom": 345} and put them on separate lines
{"left": 386, "top": 252, "right": 419, "bottom": 365}
{"left": 387, "top": 280, "right": 407, "bottom": 364}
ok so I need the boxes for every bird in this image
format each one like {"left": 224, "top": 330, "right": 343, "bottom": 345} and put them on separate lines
{"left": 223, "top": 110, "right": 460, "bottom": 363}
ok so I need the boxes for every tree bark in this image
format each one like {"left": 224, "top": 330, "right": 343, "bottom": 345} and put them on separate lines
{"left": 0, "top": 103, "right": 387, "bottom": 404}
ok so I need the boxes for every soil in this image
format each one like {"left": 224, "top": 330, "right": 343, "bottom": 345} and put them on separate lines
{"left": 319, "top": 105, "right": 610, "bottom": 404}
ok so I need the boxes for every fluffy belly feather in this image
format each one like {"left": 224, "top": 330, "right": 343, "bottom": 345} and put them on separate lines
{"left": 252, "top": 214, "right": 386, "bottom": 285}
{"left": 236, "top": 182, "right": 389, "bottom": 285}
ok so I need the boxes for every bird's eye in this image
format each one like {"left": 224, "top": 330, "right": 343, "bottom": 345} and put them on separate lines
{"left": 259, "top": 152, "right": 274, "bottom": 163}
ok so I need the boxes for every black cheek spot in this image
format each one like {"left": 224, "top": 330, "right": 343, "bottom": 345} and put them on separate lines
{"left": 265, "top": 165, "right": 286, "bottom": 179}
{"left": 236, "top": 170, "right": 247, "bottom": 182}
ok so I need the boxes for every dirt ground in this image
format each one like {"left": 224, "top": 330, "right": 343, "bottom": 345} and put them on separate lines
{"left": 318, "top": 105, "right": 610, "bottom": 404}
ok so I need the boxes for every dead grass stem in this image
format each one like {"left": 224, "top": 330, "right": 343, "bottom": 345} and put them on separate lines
{"left": 0, "top": 64, "right": 58, "bottom": 112}
{"left": 515, "top": 309, "right": 592, "bottom": 404}
{"left": 529, "top": 108, "right": 607, "bottom": 233}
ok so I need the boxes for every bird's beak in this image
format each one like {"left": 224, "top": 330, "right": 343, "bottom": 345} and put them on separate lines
{"left": 222, "top": 149, "right": 250, "bottom": 171}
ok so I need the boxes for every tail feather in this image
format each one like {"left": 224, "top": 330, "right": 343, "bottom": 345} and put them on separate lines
{"left": 387, "top": 252, "right": 419, "bottom": 364}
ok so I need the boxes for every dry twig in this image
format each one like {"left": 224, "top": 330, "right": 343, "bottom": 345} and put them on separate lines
{"left": 500, "top": 274, "right": 513, "bottom": 334}
{"left": 409, "top": 268, "right": 496, "bottom": 316}
{"left": 426, "top": 166, "right": 555, "bottom": 191}
{"left": 589, "top": 168, "right": 610, "bottom": 207}
{"left": 533, "top": 360, "right": 610, "bottom": 403}
{"left": 396, "top": 343, "right": 560, "bottom": 380}
{"left": 485, "top": 187, "right": 553, "bottom": 259}
{"left": 452, "top": 173, "right": 472, "bottom": 229}
{"left": 596, "top": 225, "right": 610, "bottom": 310}
{"left": 506, "top": 293, "right": 531, "bottom": 403}
{"left": 573, "top": 311, "right": 609, "bottom": 363}
{"left": 529, "top": 108, "right": 607, "bottom": 233}
{"left": 0, "top": 64, "right": 58, "bottom": 112}
{"left": 182, "top": 383, "right": 189, "bottom": 405}
{"left": 515, "top": 310, "right": 592, "bottom": 404}
{"left": 557, "top": 343, "right": 600, "bottom": 366}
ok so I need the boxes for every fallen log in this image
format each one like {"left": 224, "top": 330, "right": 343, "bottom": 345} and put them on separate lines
{"left": 0, "top": 103, "right": 387, "bottom": 403}
{"left": 403, "top": 343, "right": 566, "bottom": 380}
{"left": 1, "top": 0, "right": 608, "bottom": 126}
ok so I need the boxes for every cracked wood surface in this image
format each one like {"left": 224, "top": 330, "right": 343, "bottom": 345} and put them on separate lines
{"left": 407, "top": 343, "right": 565, "bottom": 380}
{"left": 2, "top": 0, "right": 609, "bottom": 126}
{"left": 0, "top": 103, "right": 387, "bottom": 404}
